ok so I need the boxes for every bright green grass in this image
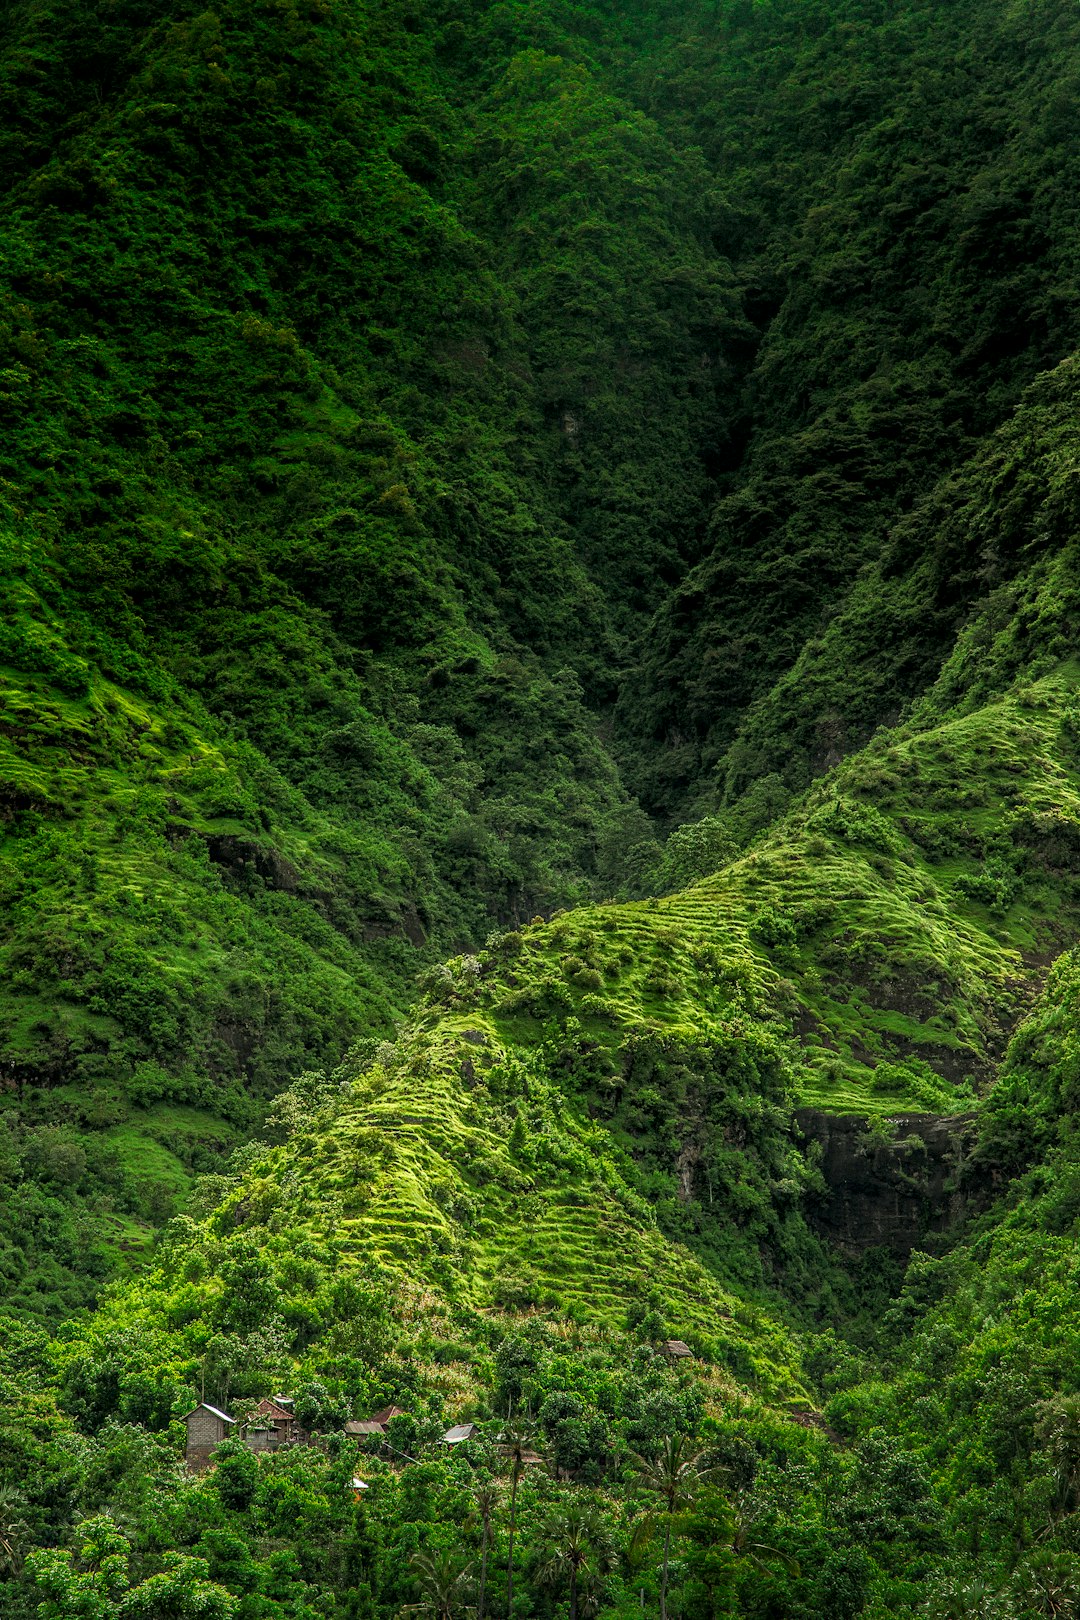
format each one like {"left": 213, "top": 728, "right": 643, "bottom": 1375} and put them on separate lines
{"left": 465, "top": 667, "right": 1080, "bottom": 1118}
{"left": 122, "top": 672, "right": 1080, "bottom": 1419}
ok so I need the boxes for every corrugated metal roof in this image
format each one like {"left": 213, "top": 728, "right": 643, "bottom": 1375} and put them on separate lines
{"left": 441, "top": 1424, "right": 477, "bottom": 1443}
{"left": 183, "top": 1403, "right": 236, "bottom": 1424}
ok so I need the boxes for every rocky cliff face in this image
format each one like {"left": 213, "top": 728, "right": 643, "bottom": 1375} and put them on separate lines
{"left": 796, "top": 1109, "right": 979, "bottom": 1253}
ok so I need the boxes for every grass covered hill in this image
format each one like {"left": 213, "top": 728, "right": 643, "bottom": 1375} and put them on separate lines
{"left": 9, "top": 1, "right": 1080, "bottom": 1618}
{"left": 0, "top": 0, "right": 755, "bottom": 1306}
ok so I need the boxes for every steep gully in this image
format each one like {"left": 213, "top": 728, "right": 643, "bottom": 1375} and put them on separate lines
{"left": 796, "top": 1110, "right": 978, "bottom": 1254}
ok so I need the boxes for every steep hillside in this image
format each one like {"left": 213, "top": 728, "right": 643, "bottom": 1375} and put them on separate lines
{"left": 8, "top": 0, "right": 1080, "bottom": 1309}
{"left": 17, "top": 672, "right": 1080, "bottom": 1613}
{"left": 620, "top": 0, "right": 1080, "bottom": 817}
{"left": 0, "top": 0, "right": 750, "bottom": 1308}
{"left": 9, "top": 2, "right": 1080, "bottom": 1619}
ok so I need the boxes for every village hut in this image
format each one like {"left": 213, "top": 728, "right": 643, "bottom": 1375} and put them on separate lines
{"left": 245, "top": 1397, "right": 311, "bottom": 1452}
{"left": 184, "top": 1403, "right": 236, "bottom": 1472}
{"left": 663, "top": 1339, "right": 694, "bottom": 1362}
{"left": 345, "top": 1404, "right": 406, "bottom": 1437}
{"left": 441, "top": 1423, "right": 478, "bottom": 1445}
{"left": 369, "top": 1405, "right": 407, "bottom": 1426}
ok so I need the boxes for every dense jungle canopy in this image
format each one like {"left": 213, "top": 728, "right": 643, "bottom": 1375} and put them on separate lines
{"left": 6, "top": 0, "right": 1080, "bottom": 1615}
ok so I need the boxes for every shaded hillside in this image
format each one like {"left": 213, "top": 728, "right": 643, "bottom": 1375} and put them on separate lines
{"left": 10, "top": 3, "right": 1080, "bottom": 1618}
{"left": 619, "top": 0, "right": 1080, "bottom": 816}
{"left": 0, "top": 0, "right": 752, "bottom": 1308}
{"left": 8, "top": 0, "right": 1080, "bottom": 1311}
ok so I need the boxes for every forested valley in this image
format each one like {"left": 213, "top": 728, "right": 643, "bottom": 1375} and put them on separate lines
{"left": 5, "top": 0, "right": 1080, "bottom": 1614}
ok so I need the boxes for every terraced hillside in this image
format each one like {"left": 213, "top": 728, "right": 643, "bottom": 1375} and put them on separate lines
{"left": 480, "top": 669, "right": 1080, "bottom": 1117}
{"left": 13, "top": 1, "right": 1080, "bottom": 1617}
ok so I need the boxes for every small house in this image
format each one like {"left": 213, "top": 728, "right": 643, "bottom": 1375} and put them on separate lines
{"left": 345, "top": 1404, "right": 406, "bottom": 1438}
{"left": 350, "top": 1476, "right": 370, "bottom": 1501}
{"left": 441, "top": 1423, "right": 478, "bottom": 1445}
{"left": 245, "top": 1397, "right": 311, "bottom": 1452}
{"left": 663, "top": 1339, "right": 694, "bottom": 1362}
{"left": 369, "top": 1405, "right": 406, "bottom": 1426}
{"left": 184, "top": 1403, "right": 236, "bottom": 1473}
{"left": 498, "top": 1444, "right": 545, "bottom": 1468}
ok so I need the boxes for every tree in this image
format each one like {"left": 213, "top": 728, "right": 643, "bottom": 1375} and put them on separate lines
{"left": 469, "top": 1482, "right": 501, "bottom": 1620}
{"left": 1036, "top": 1396, "right": 1080, "bottom": 1517}
{"left": 28, "top": 1519, "right": 237, "bottom": 1619}
{"left": 631, "top": 1437, "right": 722, "bottom": 1620}
{"left": 0, "top": 1486, "right": 28, "bottom": 1577}
{"left": 500, "top": 1421, "right": 540, "bottom": 1616}
{"left": 293, "top": 1378, "right": 348, "bottom": 1434}
{"left": 679, "top": 1490, "right": 737, "bottom": 1620}
{"left": 926, "top": 1576, "right": 1007, "bottom": 1619}
{"left": 658, "top": 817, "right": 737, "bottom": 893}
{"left": 729, "top": 1490, "right": 799, "bottom": 1579}
{"left": 117, "top": 1553, "right": 238, "bottom": 1618}
{"left": 28, "top": 1515, "right": 130, "bottom": 1620}
{"left": 211, "top": 1439, "right": 260, "bottom": 1512}
{"left": 1011, "top": 1551, "right": 1080, "bottom": 1618}
{"left": 400, "top": 1550, "right": 474, "bottom": 1620}
{"left": 534, "top": 1502, "right": 615, "bottom": 1620}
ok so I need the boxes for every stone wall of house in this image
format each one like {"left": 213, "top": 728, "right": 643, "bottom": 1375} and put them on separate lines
{"left": 185, "top": 1408, "right": 230, "bottom": 1473}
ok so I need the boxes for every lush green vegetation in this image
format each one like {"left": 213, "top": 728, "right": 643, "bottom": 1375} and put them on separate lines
{"left": 8, "top": 0, "right": 1080, "bottom": 1617}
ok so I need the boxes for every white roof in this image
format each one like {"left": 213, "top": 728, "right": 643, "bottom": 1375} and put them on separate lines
{"left": 351, "top": 1477, "right": 370, "bottom": 1491}
{"left": 195, "top": 1403, "right": 235, "bottom": 1424}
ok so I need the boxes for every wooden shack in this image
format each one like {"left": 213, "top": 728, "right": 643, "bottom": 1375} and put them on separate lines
{"left": 345, "top": 1404, "right": 406, "bottom": 1438}
{"left": 184, "top": 1403, "right": 236, "bottom": 1472}
{"left": 498, "top": 1444, "right": 545, "bottom": 1468}
{"left": 663, "top": 1339, "right": 694, "bottom": 1362}
{"left": 245, "top": 1397, "right": 311, "bottom": 1452}
{"left": 370, "top": 1405, "right": 406, "bottom": 1427}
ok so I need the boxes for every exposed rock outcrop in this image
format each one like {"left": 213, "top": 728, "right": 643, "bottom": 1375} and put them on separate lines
{"left": 796, "top": 1108, "right": 978, "bottom": 1253}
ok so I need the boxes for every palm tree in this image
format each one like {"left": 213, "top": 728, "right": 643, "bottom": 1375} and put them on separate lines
{"left": 728, "top": 1490, "right": 800, "bottom": 1579}
{"left": 469, "top": 1482, "right": 501, "bottom": 1620}
{"left": 499, "top": 1420, "right": 539, "bottom": 1617}
{"left": 399, "top": 1549, "right": 474, "bottom": 1620}
{"left": 1012, "top": 1551, "right": 1080, "bottom": 1619}
{"left": 631, "top": 1437, "right": 721, "bottom": 1620}
{"left": 624, "top": 1514, "right": 656, "bottom": 1613}
{"left": 534, "top": 1502, "right": 615, "bottom": 1620}
{"left": 1036, "top": 1396, "right": 1080, "bottom": 1516}
{"left": 0, "top": 1488, "right": 27, "bottom": 1577}
{"left": 926, "top": 1576, "right": 1006, "bottom": 1619}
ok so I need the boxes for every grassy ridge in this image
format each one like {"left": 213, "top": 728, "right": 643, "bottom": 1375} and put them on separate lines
{"left": 464, "top": 666, "right": 1080, "bottom": 1117}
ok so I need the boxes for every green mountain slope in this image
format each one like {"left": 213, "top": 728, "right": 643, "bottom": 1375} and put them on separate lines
{"left": 619, "top": 0, "right": 1080, "bottom": 816}
{"left": 0, "top": 0, "right": 752, "bottom": 1306}
{"left": 10, "top": 1, "right": 1080, "bottom": 1618}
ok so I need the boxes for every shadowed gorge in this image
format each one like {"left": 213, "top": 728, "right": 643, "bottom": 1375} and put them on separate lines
{"left": 8, "top": 2, "right": 1080, "bottom": 1617}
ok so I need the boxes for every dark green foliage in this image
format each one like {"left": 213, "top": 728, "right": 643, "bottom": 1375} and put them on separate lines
{"left": 10, "top": 1, "right": 1080, "bottom": 1618}
{"left": 617, "top": 1, "right": 1080, "bottom": 815}
{"left": 0, "top": 0, "right": 745, "bottom": 1309}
